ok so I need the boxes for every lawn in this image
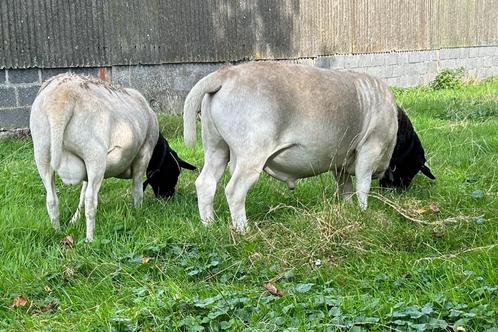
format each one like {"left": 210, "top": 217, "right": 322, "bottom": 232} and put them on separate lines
{"left": 0, "top": 78, "right": 497, "bottom": 331}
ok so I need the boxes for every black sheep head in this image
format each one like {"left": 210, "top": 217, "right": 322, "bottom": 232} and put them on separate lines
{"left": 380, "top": 106, "right": 435, "bottom": 189}
{"left": 143, "top": 133, "right": 196, "bottom": 198}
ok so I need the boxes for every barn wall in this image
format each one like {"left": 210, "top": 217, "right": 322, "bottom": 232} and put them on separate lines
{"left": 1, "top": 0, "right": 497, "bottom": 69}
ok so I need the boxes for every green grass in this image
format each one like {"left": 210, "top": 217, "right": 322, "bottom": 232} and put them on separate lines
{"left": 1, "top": 78, "right": 497, "bottom": 331}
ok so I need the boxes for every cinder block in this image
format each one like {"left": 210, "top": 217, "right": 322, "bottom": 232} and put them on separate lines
{"left": 370, "top": 54, "right": 385, "bottom": 66}
{"left": 385, "top": 53, "right": 398, "bottom": 66}
{"left": 330, "top": 55, "right": 346, "bottom": 69}
{"left": 357, "top": 54, "right": 372, "bottom": 67}
{"left": 408, "top": 52, "right": 422, "bottom": 63}
{"left": 0, "top": 107, "right": 30, "bottom": 129}
{"left": 344, "top": 55, "right": 359, "bottom": 68}
{"left": 17, "top": 85, "right": 40, "bottom": 107}
{"left": 468, "top": 47, "right": 479, "bottom": 58}
{"left": 111, "top": 66, "right": 131, "bottom": 87}
{"left": 398, "top": 52, "right": 410, "bottom": 64}
{"left": 315, "top": 56, "right": 332, "bottom": 69}
{"left": 488, "top": 66, "right": 498, "bottom": 76}
{"left": 386, "top": 76, "right": 399, "bottom": 87}
{"left": 460, "top": 48, "right": 470, "bottom": 58}
{"left": 477, "top": 67, "right": 493, "bottom": 78}
{"left": 423, "top": 72, "right": 437, "bottom": 85}
{"left": 128, "top": 63, "right": 222, "bottom": 114}
{"left": 440, "top": 48, "right": 458, "bottom": 60}
{"left": 389, "top": 64, "right": 404, "bottom": 78}
{"left": 493, "top": 55, "right": 498, "bottom": 66}
{"left": 41, "top": 68, "right": 71, "bottom": 82}
{"left": 397, "top": 75, "right": 411, "bottom": 87}
{"left": 0, "top": 87, "right": 16, "bottom": 108}
{"left": 467, "top": 68, "right": 478, "bottom": 78}
{"left": 426, "top": 61, "right": 438, "bottom": 74}
{"left": 440, "top": 59, "right": 457, "bottom": 69}
{"left": 381, "top": 65, "right": 395, "bottom": 78}
{"left": 478, "top": 47, "right": 493, "bottom": 57}
{"left": 7, "top": 69, "right": 40, "bottom": 84}
{"left": 482, "top": 56, "right": 493, "bottom": 67}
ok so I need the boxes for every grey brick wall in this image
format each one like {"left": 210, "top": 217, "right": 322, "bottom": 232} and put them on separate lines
{"left": 1, "top": 46, "right": 497, "bottom": 129}
{"left": 0, "top": 68, "right": 99, "bottom": 129}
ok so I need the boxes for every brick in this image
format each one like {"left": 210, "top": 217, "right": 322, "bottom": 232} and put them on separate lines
{"left": 41, "top": 68, "right": 71, "bottom": 82}
{"left": 7, "top": 68, "right": 40, "bottom": 84}
{"left": 17, "top": 85, "right": 40, "bottom": 107}
{"left": 0, "top": 107, "right": 30, "bottom": 129}
{"left": 0, "top": 87, "right": 16, "bottom": 108}
{"left": 0, "top": 70, "right": 5, "bottom": 84}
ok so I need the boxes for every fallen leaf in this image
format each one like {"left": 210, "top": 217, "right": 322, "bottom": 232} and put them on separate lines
{"left": 61, "top": 235, "right": 74, "bottom": 247}
{"left": 33, "top": 301, "right": 59, "bottom": 314}
{"left": 142, "top": 256, "right": 151, "bottom": 264}
{"left": 44, "top": 286, "right": 52, "bottom": 293}
{"left": 264, "top": 282, "right": 283, "bottom": 297}
{"left": 430, "top": 203, "right": 440, "bottom": 213}
{"left": 12, "top": 295, "right": 28, "bottom": 308}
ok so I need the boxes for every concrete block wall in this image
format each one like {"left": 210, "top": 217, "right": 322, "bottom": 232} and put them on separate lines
{"left": 314, "top": 46, "right": 498, "bottom": 87}
{"left": 0, "top": 67, "right": 99, "bottom": 130}
{"left": 1, "top": 46, "right": 497, "bottom": 129}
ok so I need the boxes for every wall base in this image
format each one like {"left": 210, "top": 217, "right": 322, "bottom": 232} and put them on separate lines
{"left": 1, "top": 46, "right": 497, "bottom": 129}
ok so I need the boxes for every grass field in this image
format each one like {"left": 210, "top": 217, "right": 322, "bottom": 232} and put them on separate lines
{"left": 1, "top": 78, "right": 497, "bottom": 331}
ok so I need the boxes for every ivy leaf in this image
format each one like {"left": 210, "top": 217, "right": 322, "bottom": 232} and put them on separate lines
{"left": 471, "top": 190, "right": 484, "bottom": 199}
{"left": 294, "top": 283, "right": 314, "bottom": 293}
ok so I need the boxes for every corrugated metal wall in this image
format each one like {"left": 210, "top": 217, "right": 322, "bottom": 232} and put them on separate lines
{"left": 1, "top": 0, "right": 497, "bottom": 69}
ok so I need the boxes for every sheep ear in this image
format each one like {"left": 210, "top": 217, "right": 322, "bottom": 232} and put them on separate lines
{"left": 420, "top": 165, "right": 435, "bottom": 180}
{"left": 179, "top": 158, "right": 197, "bottom": 171}
{"left": 143, "top": 179, "right": 150, "bottom": 191}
